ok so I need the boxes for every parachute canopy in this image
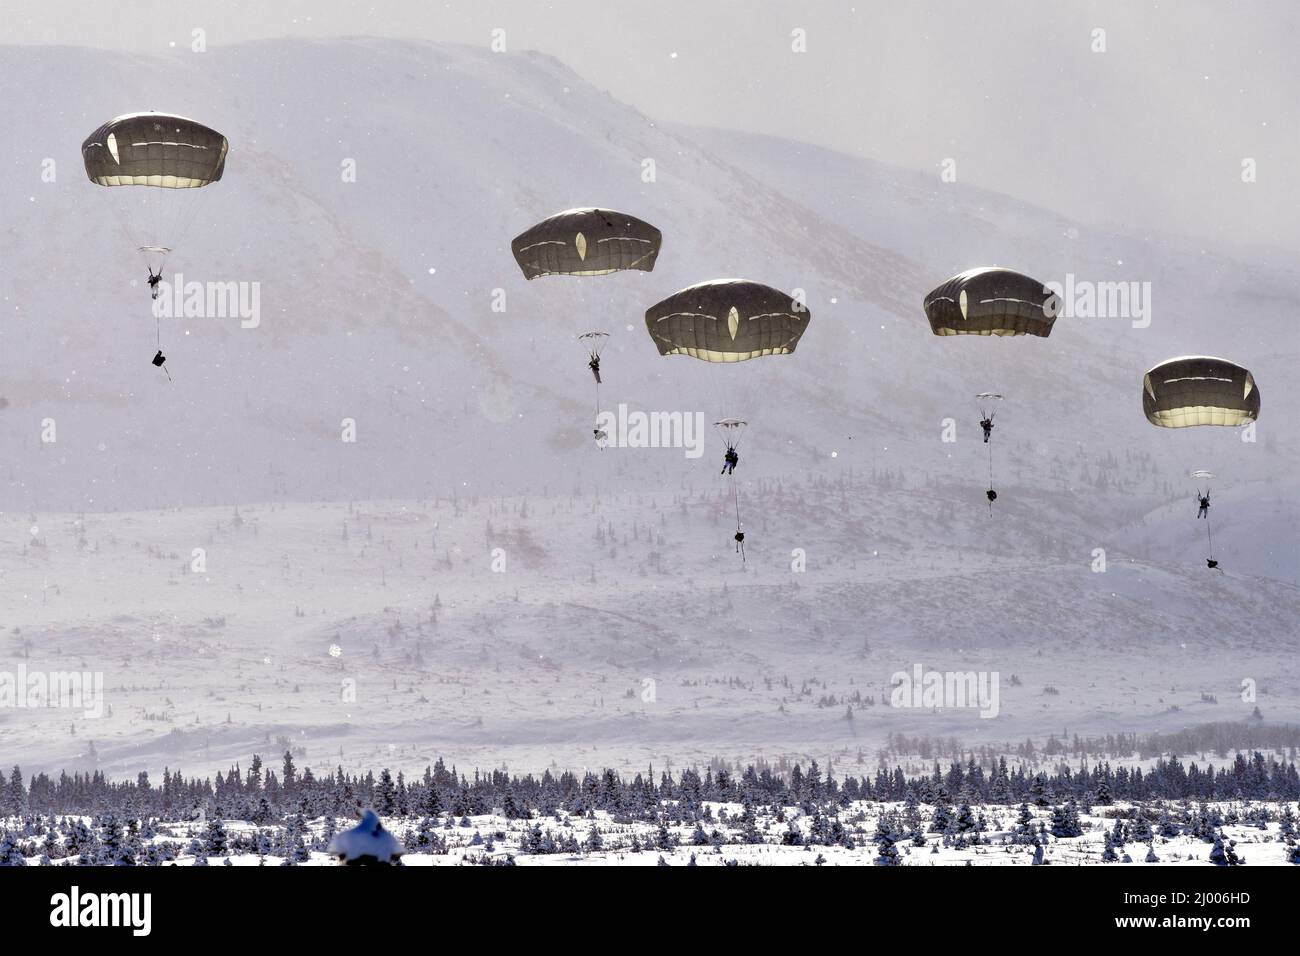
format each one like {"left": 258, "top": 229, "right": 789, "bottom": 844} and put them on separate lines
{"left": 512, "top": 208, "right": 661, "bottom": 279}
{"left": 82, "top": 112, "right": 228, "bottom": 188}
{"left": 924, "top": 267, "right": 1058, "bottom": 337}
{"left": 1190, "top": 470, "right": 1216, "bottom": 481}
{"left": 1143, "top": 356, "right": 1260, "bottom": 428}
{"left": 645, "top": 279, "right": 810, "bottom": 363}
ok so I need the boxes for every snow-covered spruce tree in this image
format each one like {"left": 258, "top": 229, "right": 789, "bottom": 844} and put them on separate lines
{"left": 1049, "top": 804, "right": 1080, "bottom": 839}
{"left": 1014, "top": 803, "right": 1035, "bottom": 844}
{"left": 928, "top": 804, "right": 954, "bottom": 834}
{"left": 0, "top": 831, "right": 27, "bottom": 866}
{"left": 1030, "top": 774, "right": 1050, "bottom": 807}
{"left": 1100, "top": 832, "right": 1118, "bottom": 863}
{"left": 1208, "top": 832, "right": 1242, "bottom": 866}
{"left": 1130, "top": 814, "right": 1153, "bottom": 843}
{"left": 874, "top": 830, "right": 901, "bottom": 866}
{"left": 205, "top": 817, "right": 229, "bottom": 857}
{"left": 691, "top": 822, "right": 709, "bottom": 846}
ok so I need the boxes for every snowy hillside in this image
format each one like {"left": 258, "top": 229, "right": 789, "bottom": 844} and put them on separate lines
{"left": 0, "top": 38, "right": 1295, "bottom": 525}
{"left": 0, "top": 37, "right": 1297, "bottom": 781}
{"left": 1, "top": 493, "right": 1297, "bottom": 779}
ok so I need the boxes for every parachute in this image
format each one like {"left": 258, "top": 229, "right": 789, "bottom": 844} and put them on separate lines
{"left": 512, "top": 210, "right": 658, "bottom": 442}
{"left": 923, "top": 267, "right": 1059, "bottom": 337}
{"left": 1143, "top": 359, "right": 1260, "bottom": 568}
{"left": 645, "top": 279, "right": 809, "bottom": 361}
{"left": 924, "top": 268, "right": 1057, "bottom": 509}
{"left": 1142, "top": 356, "right": 1260, "bottom": 428}
{"left": 82, "top": 112, "right": 229, "bottom": 275}
{"left": 511, "top": 208, "right": 661, "bottom": 279}
{"left": 647, "top": 280, "right": 810, "bottom": 558}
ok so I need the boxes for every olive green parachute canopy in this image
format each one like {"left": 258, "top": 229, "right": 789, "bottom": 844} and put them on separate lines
{"left": 924, "top": 267, "right": 1059, "bottom": 337}
{"left": 83, "top": 113, "right": 228, "bottom": 188}
{"left": 645, "top": 279, "right": 810, "bottom": 363}
{"left": 1143, "top": 356, "right": 1260, "bottom": 428}
{"left": 511, "top": 208, "right": 661, "bottom": 279}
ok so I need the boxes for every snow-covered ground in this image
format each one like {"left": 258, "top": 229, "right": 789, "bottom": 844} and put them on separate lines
{"left": 2, "top": 492, "right": 1297, "bottom": 780}
{"left": 7, "top": 800, "right": 1297, "bottom": 866}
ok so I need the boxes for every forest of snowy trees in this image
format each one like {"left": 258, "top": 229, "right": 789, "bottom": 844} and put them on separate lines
{"left": 1, "top": 721, "right": 1298, "bottom": 866}
{"left": 4, "top": 743, "right": 1299, "bottom": 825}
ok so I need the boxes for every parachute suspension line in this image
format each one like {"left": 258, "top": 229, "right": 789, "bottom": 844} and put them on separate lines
{"left": 153, "top": 314, "right": 171, "bottom": 382}
{"left": 730, "top": 474, "right": 745, "bottom": 562}
{"left": 169, "top": 184, "right": 217, "bottom": 263}
{"left": 986, "top": 439, "right": 995, "bottom": 515}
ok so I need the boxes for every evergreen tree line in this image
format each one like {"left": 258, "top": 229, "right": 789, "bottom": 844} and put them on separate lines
{"left": 2, "top": 746, "right": 1298, "bottom": 825}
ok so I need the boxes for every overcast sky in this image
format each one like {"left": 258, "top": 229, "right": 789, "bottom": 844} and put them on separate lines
{"left": 4, "top": 0, "right": 1296, "bottom": 254}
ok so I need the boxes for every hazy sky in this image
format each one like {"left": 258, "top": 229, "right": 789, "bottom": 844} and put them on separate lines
{"left": 4, "top": 0, "right": 1296, "bottom": 253}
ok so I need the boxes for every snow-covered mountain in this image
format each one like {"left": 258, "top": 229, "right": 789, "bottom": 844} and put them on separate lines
{"left": 0, "top": 38, "right": 1296, "bottom": 779}
{"left": 1, "top": 38, "right": 1294, "bottom": 518}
